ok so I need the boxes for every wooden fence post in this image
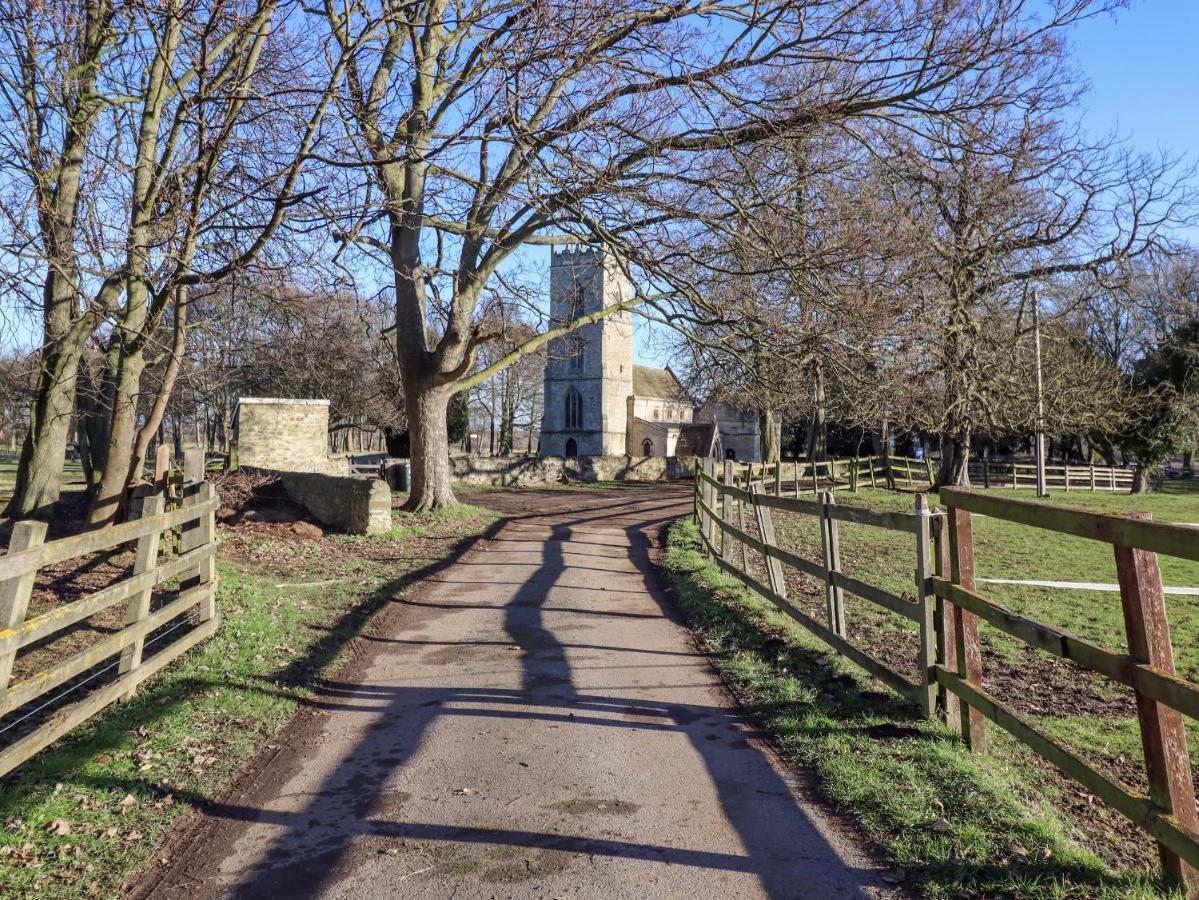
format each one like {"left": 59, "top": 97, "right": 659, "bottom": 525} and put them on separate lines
{"left": 179, "top": 472, "right": 218, "bottom": 622}
{"left": 914, "top": 494, "right": 937, "bottom": 718}
{"left": 1090, "top": 464, "right": 1097, "bottom": 491}
{"left": 118, "top": 495, "right": 165, "bottom": 699}
{"left": 735, "top": 488, "right": 750, "bottom": 572}
{"left": 722, "top": 460, "right": 736, "bottom": 563}
{"left": 1113, "top": 516, "right": 1199, "bottom": 892}
{"left": 700, "top": 458, "right": 715, "bottom": 551}
{"left": 1064, "top": 465, "right": 1071, "bottom": 492}
{"left": 868, "top": 457, "right": 878, "bottom": 489}
{"left": 925, "top": 457, "right": 934, "bottom": 485}
{"left": 773, "top": 461, "right": 782, "bottom": 497}
{"left": 983, "top": 459, "right": 991, "bottom": 489}
{"left": 749, "top": 483, "right": 786, "bottom": 599}
{"left": 947, "top": 504, "right": 986, "bottom": 752}
{"left": 849, "top": 457, "right": 859, "bottom": 492}
{"left": 905, "top": 457, "right": 914, "bottom": 486}
{"left": 794, "top": 460, "right": 801, "bottom": 499}
{"left": 931, "top": 515, "right": 961, "bottom": 730}
{"left": 154, "top": 444, "right": 171, "bottom": 496}
{"left": 0, "top": 521, "right": 47, "bottom": 699}
{"left": 820, "top": 491, "right": 846, "bottom": 637}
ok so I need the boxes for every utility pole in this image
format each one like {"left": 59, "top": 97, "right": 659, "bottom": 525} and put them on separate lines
{"left": 1033, "top": 290, "right": 1047, "bottom": 497}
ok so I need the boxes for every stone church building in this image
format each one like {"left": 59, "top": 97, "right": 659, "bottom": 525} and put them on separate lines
{"left": 539, "top": 247, "right": 761, "bottom": 461}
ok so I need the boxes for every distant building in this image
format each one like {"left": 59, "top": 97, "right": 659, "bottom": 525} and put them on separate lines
{"left": 539, "top": 246, "right": 761, "bottom": 460}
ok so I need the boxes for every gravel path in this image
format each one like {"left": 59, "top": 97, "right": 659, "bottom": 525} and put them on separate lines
{"left": 144, "top": 488, "right": 895, "bottom": 899}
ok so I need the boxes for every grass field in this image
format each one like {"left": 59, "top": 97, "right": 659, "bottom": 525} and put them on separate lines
{"left": 672, "top": 480, "right": 1199, "bottom": 895}
{"left": 0, "top": 456, "right": 87, "bottom": 493}
{"left": 0, "top": 504, "right": 498, "bottom": 897}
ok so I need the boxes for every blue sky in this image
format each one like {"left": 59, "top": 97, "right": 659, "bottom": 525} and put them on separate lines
{"left": 1070, "top": 2, "right": 1197, "bottom": 164}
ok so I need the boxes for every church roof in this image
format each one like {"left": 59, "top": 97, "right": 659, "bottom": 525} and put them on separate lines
{"left": 632, "top": 365, "right": 688, "bottom": 401}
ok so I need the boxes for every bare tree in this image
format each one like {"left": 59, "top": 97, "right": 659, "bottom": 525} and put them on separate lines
{"left": 316, "top": 0, "right": 1096, "bottom": 509}
{"left": 885, "top": 95, "right": 1193, "bottom": 485}
{"left": 0, "top": 0, "right": 341, "bottom": 521}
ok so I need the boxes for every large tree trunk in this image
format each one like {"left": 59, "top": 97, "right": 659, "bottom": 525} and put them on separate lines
{"left": 806, "top": 361, "right": 828, "bottom": 460}
{"left": 937, "top": 429, "right": 972, "bottom": 488}
{"left": 87, "top": 348, "right": 145, "bottom": 527}
{"left": 1131, "top": 465, "right": 1152, "bottom": 494}
{"left": 404, "top": 382, "right": 457, "bottom": 511}
{"left": 75, "top": 357, "right": 110, "bottom": 504}
{"left": 6, "top": 343, "right": 83, "bottom": 517}
{"left": 761, "top": 409, "right": 780, "bottom": 462}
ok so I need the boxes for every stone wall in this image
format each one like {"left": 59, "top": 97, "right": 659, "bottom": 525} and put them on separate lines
{"left": 276, "top": 471, "right": 392, "bottom": 535}
{"left": 235, "top": 398, "right": 344, "bottom": 473}
{"left": 450, "top": 454, "right": 695, "bottom": 486}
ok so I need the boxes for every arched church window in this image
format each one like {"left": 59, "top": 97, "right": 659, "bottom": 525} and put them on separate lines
{"left": 565, "top": 438, "right": 578, "bottom": 458}
{"left": 642, "top": 438, "right": 653, "bottom": 457}
{"left": 565, "top": 387, "right": 583, "bottom": 429}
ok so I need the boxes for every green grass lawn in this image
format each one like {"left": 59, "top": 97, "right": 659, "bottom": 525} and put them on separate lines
{"left": 0, "top": 458, "right": 86, "bottom": 490}
{"left": 681, "top": 480, "right": 1199, "bottom": 894}
{"left": 0, "top": 504, "right": 498, "bottom": 897}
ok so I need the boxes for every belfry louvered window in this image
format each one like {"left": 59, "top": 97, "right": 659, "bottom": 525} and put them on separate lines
{"left": 565, "top": 387, "right": 583, "bottom": 429}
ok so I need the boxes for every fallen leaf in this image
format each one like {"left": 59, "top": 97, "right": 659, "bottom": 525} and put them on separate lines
{"left": 119, "top": 794, "right": 136, "bottom": 808}
{"left": 880, "top": 867, "right": 906, "bottom": 885}
{"left": 46, "top": 820, "right": 71, "bottom": 836}
{"left": 930, "top": 817, "right": 950, "bottom": 832}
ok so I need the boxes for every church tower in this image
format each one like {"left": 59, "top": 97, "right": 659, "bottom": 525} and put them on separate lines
{"left": 540, "top": 247, "right": 633, "bottom": 457}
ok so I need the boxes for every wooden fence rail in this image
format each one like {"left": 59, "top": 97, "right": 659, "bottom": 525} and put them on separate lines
{"left": 692, "top": 460, "right": 1199, "bottom": 892}
{"left": 694, "top": 458, "right": 943, "bottom": 717}
{"left": 727, "top": 455, "right": 1135, "bottom": 495}
{"left": 934, "top": 488, "right": 1199, "bottom": 890}
{"left": 0, "top": 464, "right": 220, "bottom": 778}
{"left": 968, "top": 460, "right": 1134, "bottom": 492}
{"left": 732, "top": 454, "right": 933, "bottom": 495}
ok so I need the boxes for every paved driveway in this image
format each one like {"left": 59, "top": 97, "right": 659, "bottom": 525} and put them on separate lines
{"left": 146, "top": 488, "right": 893, "bottom": 899}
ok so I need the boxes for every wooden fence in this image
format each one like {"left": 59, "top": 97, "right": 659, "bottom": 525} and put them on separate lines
{"left": 738, "top": 454, "right": 934, "bottom": 495}
{"left": 968, "top": 459, "right": 1135, "bottom": 492}
{"left": 695, "top": 458, "right": 944, "bottom": 715}
{"left": 693, "top": 459, "right": 1199, "bottom": 891}
{"left": 0, "top": 457, "right": 220, "bottom": 777}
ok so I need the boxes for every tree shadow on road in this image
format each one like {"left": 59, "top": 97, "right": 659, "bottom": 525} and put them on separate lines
{"left": 133, "top": 489, "right": 891, "bottom": 898}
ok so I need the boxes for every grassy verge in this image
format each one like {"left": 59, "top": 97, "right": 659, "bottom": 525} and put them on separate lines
{"left": 0, "top": 504, "right": 498, "bottom": 897}
{"left": 663, "top": 515, "right": 1179, "bottom": 899}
